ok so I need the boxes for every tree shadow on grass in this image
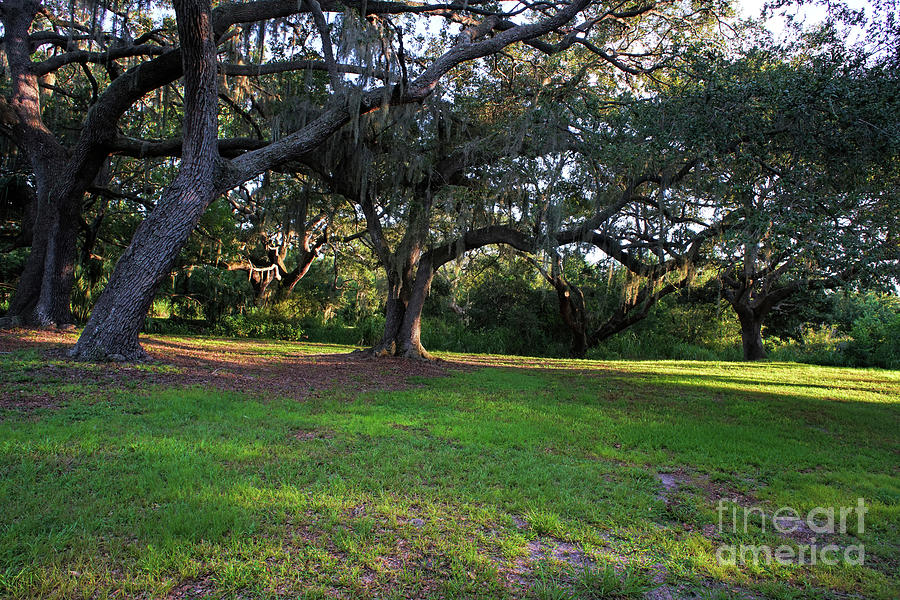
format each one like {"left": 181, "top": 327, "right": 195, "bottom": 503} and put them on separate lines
{"left": 0, "top": 329, "right": 461, "bottom": 407}
{"left": 1, "top": 328, "right": 898, "bottom": 598}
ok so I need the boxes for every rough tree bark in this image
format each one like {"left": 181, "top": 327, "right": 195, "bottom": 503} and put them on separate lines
{"left": 369, "top": 255, "right": 435, "bottom": 359}
{"left": 69, "top": 0, "right": 220, "bottom": 360}
{"left": 543, "top": 264, "right": 589, "bottom": 357}
{"left": 361, "top": 189, "right": 434, "bottom": 359}
{"left": 0, "top": 0, "right": 174, "bottom": 326}
{"left": 0, "top": 0, "right": 78, "bottom": 326}
{"left": 395, "top": 256, "right": 435, "bottom": 358}
{"left": 735, "top": 305, "right": 767, "bottom": 361}
{"left": 721, "top": 280, "right": 790, "bottom": 361}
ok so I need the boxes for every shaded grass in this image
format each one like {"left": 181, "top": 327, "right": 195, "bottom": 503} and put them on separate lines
{"left": 0, "top": 338, "right": 898, "bottom": 599}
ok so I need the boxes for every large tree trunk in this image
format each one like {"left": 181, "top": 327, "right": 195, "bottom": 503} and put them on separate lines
{"left": 367, "top": 256, "right": 434, "bottom": 360}
{"left": 372, "top": 273, "right": 406, "bottom": 356}
{"left": 365, "top": 224, "right": 538, "bottom": 360}
{"left": 70, "top": 181, "right": 215, "bottom": 359}
{"left": 9, "top": 180, "right": 92, "bottom": 327}
{"left": 723, "top": 277, "right": 771, "bottom": 362}
{"left": 736, "top": 308, "right": 766, "bottom": 361}
{"left": 358, "top": 182, "right": 436, "bottom": 360}
{"left": 70, "top": 0, "right": 219, "bottom": 360}
{"left": 6, "top": 199, "right": 48, "bottom": 320}
{"left": 551, "top": 276, "right": 588, "bottom": 358}
{"left": 33, "top": 202, "right": 79, "bottom": 325}
{"left": 369, "top": 272, "right": 433, "bottom": 359}
{"left": 1, "top": 0, "right": 78, "bottom": 327}
{"left": 396, "top": 257, "right": 434, "bottom": 359}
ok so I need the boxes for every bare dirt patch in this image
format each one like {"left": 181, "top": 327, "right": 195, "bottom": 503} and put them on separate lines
{"left": 166, "top": 575, "right": 215, "bottom": 600}
{"left": 656, "top": 472, "right": 683, "bottom": 502}
{"left": 293, "top": 427, "right": 336, "bottom": 441}
{"left": 0, "top": 388, "right": 60, "bottom": 412}
{"left": 499, "top": 535, "right": 596, "bottom": 589}
{"left": 0, "top": 329, "right": 466, "bottom": 410}
{"left": 654, "top": 468, "right": 760, "bottom": 510}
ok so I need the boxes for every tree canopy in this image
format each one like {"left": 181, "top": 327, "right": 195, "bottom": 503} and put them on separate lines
{"left": 0, "top": 0, "right": 897, "bottom": 362}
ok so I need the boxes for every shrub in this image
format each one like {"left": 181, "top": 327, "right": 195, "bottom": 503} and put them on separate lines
{"left": 844, "top": 309, "right": 900, "bottom": 369}
{"left": 212, "top": 313, "right": 304, "bottom": 341}
{"left": 768, "top": 304, "right": 900, "bottom": 370}
{"left": 299, "top": 314, "right": 384, "bottom": 347}
{"left": 144, "top": 317, "right": 208, "bottom": 335}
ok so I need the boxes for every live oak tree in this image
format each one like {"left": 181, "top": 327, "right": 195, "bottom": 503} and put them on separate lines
{"left": 0, "top": 0, "right": 572, "bottom": 343}
{"left": 692, "top": 47, "right": 899, "bottom": 359}
{"left": 511, "top": 79, "right": 732, "bottom": 358}
{"left": 4, "top": 0, "right": 892, "bottom": 363}
{"left": 571, "top": 40, "right": 900, "bottom": 360}
{"left": 300, "top": 0, "right": 731, "bottom": 359}
{"left": 295, "top": 103, "right": 531, "bottom": 358}
{"left": 0, "top": 0, "right": 177, "bottom": 327}
{"left": 66, "top": 0, "right": 611, "bottom": 360}
{"left": 513, "top": 17, "right": 899, "bottom": 359}
{"left": 57, "top": 0, "right": 723, "bottom": 361}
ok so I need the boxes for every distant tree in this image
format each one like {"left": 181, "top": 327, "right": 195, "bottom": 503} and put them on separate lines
{"left": 220, "top": 173, "right": 364, "bottom": 304}
{"left": 696, "top": 47, "right": 899, "bottom": 359}
{"left": 522, "top": 32, "right": 899, "bottom": 359}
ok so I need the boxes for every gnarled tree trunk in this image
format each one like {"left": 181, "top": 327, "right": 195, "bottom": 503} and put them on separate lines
{"left": 1, "top": 0, "right": 78, "bottom": 327}
{"left": 70, "top": 0, "right": 219, "bottom": 360}
{"left": 369, "top": 249, "right": 434, "bottom": 360}
{"left": 226, "top": 226, "right": 327, "bottom": 304}
{"left": 550, "top": 274, "right": 588, "bottom": 358}
{"left": 396, "top": 257, "right": 435, "bottom": 359}
{"left": 736, "top": 307, "right": 766, "bottom": 361}
{"left": 33, "top": 201, "right": 79, "bottom": 325}
{"left": 371, "top": 271, "right": 407, "bottom": 356}
{"left": 6, "top": 186, "right": 50, "bottom": 321}
{"left": 10, "top": 176, "right": 98, "bottom": 327}
{"left": 1, "top": 0, "right": 110, "bottom": 328}
{"left": 547, "top": 266, "right": 686, "bottom": 359}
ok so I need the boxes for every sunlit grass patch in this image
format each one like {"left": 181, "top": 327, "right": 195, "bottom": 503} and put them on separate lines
{"left": 149, "top": 334, "right": 360, "bottom": 358}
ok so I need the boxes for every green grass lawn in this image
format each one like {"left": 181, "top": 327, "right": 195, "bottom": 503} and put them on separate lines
{"left": 0, "top": 335, "right": 898, "bottom": 599}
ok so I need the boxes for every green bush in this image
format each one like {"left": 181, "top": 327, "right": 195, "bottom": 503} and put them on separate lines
{"left": 418, "top": 317, "right": 569, "bottom": 357}
{"left": 769, "top": 294, "right": 900, "bottom": 369}
{"left": 587, "top": 331, "right": 741, "bottom": 361}
{"left": 144, "top": 317, "right": 208, "bottom": 335}
{"left": 299, "top": 314, "right": 384, "bottom": 347}
{"left": 212, "top": 313, "right": 304, "bottom": 341}
{"left": 843, "top": 309, "right": 900, "bottom": 369}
